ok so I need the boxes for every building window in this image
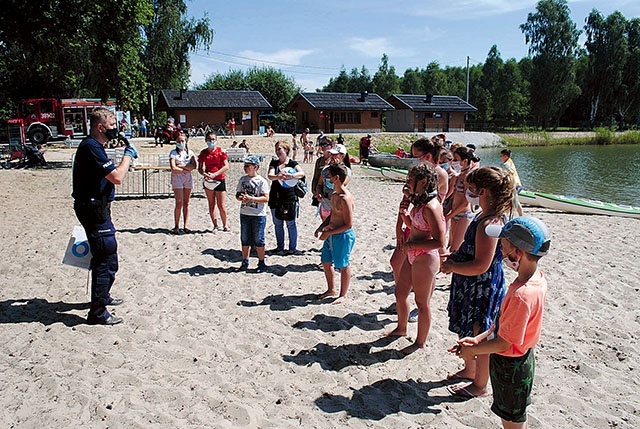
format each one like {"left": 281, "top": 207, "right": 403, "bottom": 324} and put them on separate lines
{"left": 302, "top": 111, "right": 309, "bottom": 123}
{"left": 371, "top": 111, "right": 378, "bottom": 118}
{"left": 334, "top": 111, "right": 361, "bottom": 124}
{"left": 225, "top": 112, "right": 242, "bottom": 122}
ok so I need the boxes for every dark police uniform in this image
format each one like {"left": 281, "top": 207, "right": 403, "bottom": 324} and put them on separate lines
{"left": 72, "top": 136, "right": 119, "bottom": 322}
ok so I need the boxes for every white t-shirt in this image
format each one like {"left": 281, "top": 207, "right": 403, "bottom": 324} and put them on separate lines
{"left": 169, "top": 148, "right": 196, "bottom": 169}
{"left": 236, "top": 175, "right": 270, "bottom": 216}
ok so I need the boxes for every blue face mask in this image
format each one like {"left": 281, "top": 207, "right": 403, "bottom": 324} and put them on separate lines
{"left": 324, "top": 178, "right": 334, "bottom": 190}
{"left": 176, "top": 143, "right": 186, "bottom": 150}
{"left": 206, "top": 141, "right": 216, "bottom": 148}
{"left": 440, "top": 162, "right": 450, "bottom": 170}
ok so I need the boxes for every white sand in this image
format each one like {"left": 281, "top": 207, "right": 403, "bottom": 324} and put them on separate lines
{"left": 0, "top": 137, "right": 638, "bottom": 428}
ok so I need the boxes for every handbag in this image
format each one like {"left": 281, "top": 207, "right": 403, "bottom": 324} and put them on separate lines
{"left": 275, "top": 201, "right": 297, "bottom": 221}
{"left": 294, "top": 180, "right": 307, "bottom": 198}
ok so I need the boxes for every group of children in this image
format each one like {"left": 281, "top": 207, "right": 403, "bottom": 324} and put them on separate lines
{"left": 385, "top": 135, "right": 550, "bottom": 429}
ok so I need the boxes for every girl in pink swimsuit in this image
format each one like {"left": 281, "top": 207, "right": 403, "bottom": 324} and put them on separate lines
{"left": 387, "top": 163, "right": 446, "bottom": 354}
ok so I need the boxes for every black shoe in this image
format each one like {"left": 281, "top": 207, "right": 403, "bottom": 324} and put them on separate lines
{"left": 87, "top": 315, "right": 124, "bottom": 325}
{"left": 256, "top": 261, "right": 267, "bottom": 273}
{"left": 239, "top": 259, "right": 249, "bottom": 271}
{"left": 269, "top": 247, "right": 284, "bottom": 255}
{"left": 109, "top": 298, "right": 124, "bottom": 306}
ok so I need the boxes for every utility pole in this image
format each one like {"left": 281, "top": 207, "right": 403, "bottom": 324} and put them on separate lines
{"left": 466, "top": 56, "right": 470, "bottom": 103}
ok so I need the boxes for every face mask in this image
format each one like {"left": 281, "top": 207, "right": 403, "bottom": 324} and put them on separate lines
{"left": 440, "top": 162, "right": 450, "bottom": 171}
{"left": 451, "top": 161, "right": 461, "bottom": 173}
{"left": 324, "top": 178, "right": 334, "bottom": 190}
{"left": 176, "top": 143, "right": 186, "bottom": 150}
{"left": 503, "top": 251, "right": 520, "bottom": 272}
{"left": 206, "top": 141, "right": 216, "bottom": 148}
{"left": 465, "top": 189, "right": 479, "bottom": 206}
{"left": 104, "top": 127, "right": 118, "bottom": 140}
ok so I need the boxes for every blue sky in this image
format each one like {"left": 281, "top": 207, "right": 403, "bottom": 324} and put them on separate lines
{"left": 187, "top": 0, "right": 640, "bottom": 92}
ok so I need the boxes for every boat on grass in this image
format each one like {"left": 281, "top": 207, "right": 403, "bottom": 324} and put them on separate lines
{"left": 381, "top": 167, "right": 408, "bottom": 182}
{"left": 368, "top": 153, "right": 420, "bottom": 170}
{"left": 535, "top": 192, "right": 640, "bottom": 219}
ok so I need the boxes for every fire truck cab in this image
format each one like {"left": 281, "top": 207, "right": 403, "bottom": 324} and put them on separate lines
{"left": 14, "top": 98, "right": 117, "bottom": 145}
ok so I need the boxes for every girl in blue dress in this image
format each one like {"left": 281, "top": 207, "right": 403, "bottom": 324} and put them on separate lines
{"left": 441, "top": 166, "right": 515, "bottom": 398}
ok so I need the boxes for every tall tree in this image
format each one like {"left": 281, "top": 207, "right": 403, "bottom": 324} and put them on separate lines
{"left": 421, "top": 61, "right": 447, "bottom": 95}
{"left": 143, "top": 0, "right": 214, "bottom": 101}
{"left": 584, "top": 10, "right": 628, "bottom": 125}
{"left": 197, "top": 67, "right": 301, "bottom": 113}
{"left": 400, "top": 68, "right": 423, "bottom": 94}
{"left": 623, "top": 18, "right": 640, "bottom": 127}
{"left": 371, "top": 54, "right": 400, "bottom": 99}
{"left": 521, "top": 0, "right": 581, "bottom": 127}
{"left": 347, "top": 66, "right": 372, "bottom": 93}
{"left": 323, "top": 68, "right": 350, "bottom": 92}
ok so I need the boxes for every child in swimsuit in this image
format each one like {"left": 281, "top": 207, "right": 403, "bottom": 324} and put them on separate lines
{"left": 446, "top": 146, "right": 480, "bottom": 252}
{"left": 441, "top": 166, "right": 515, "bottom": 398}
{"left": 387, "top": 163, "right": 446, "bottom": 354}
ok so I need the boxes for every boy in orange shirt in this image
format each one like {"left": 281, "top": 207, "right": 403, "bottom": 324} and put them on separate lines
{"left": 449, "top": 216, "right": 550, "bottom": 429}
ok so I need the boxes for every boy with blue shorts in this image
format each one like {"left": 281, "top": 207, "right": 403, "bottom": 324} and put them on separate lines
{"left": 450, "top": 216, "right": 550, "bottom": 429}
{"left": 236, "top": 155, "right": 270, "bottom": 273}
{"left": 314, "top": 163, "right": 355, "bottom": 303}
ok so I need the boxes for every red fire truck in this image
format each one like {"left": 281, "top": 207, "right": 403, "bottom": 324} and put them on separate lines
{"left": 11, "top": 98, "right": 117, "bottom": 144}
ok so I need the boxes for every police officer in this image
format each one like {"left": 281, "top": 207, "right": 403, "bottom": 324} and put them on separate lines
{"left": 72, "top": 107, "right": 137, "bottom": 325}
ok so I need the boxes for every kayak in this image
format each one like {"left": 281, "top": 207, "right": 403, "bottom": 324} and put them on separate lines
{"left": 535, "top": 192, "right": 640, "bottom": 219}
{"left": 368, "top": 153, "right": 420, "bottom": 170}
{"left": 518, "top": 189, "right": 540, "bottom": 207}
{"left": 380, "top": 167, "right": 408, "bottom": 182}
{"left": 359, "top": 165, "right": 386, "bottom": 179}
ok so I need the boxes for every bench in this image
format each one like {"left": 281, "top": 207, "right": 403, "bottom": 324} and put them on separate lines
{"left": 225, "top": 148, "right": 247, "bottom": 162}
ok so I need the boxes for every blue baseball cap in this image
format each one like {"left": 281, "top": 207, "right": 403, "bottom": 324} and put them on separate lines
{"left": 485, "top": 216, "right": 551, "bottom": 256}
{"left": 243, "top": 155, "right": 261, "bottom": 167}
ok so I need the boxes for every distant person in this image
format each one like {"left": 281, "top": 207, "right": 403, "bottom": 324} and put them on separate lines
{"left": 72, "top": 107, "right": 138, "bottom": 325}
{"left": 227, "top": 117, "right": 236, "bottom": 139}
{"left": 198, "top": 132, "right": 230, "bottom": 232}
{"left": 239, "top": 139, "right": 250, "bottom": 153}
{"left": 337, "top": 133, "right": 345, "bottom": 146}
{"left": 451, "top": 216, "right": 550, "bottom": 429}
{"left": 266, "top": 125, "right": 275, "bottom": 137}
{"left": 501, "top": 149, "right": 524, "bottom": 216}
{"left": 139, "top": 116, "right": 149, "bottom": 137}
{"left": 169, "top": 134, "right": 197, "bottom": 234}
{"left": 236, "top": 155, "right": 270, "bottom": 272}
{"left": 230, "top": 140, "right": 238, "bottom": 148}
{"left": 359, "top": 134, "right": 372, "bottom": 165}
{"left": 291, "top": 132, "right": 299, "bottom": 161}
{"left": 314, "top": 163, "right": 355, "bottom": 303}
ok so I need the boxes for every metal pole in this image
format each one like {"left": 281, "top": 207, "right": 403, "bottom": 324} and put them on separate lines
{"left": 466, "top": 56, "right": 470, "bottom": 103}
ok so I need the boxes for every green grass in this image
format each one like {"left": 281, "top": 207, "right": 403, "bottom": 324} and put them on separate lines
{"left": 499, "top": 130, "right": 640, "bottom": 147}
{"left": 328, "top": 133, "right": 420, "bottom": 156}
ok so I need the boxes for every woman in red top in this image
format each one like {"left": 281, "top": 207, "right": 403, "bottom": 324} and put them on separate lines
{"left": 198, "top": 132, "right": 230, "bottom": 231}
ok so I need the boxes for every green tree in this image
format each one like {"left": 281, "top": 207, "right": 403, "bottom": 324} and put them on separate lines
{"left": 371, "top": 54, "right": 400, "bottom": 99}
{"left": 197, "top": 67, "right": 301, "bottom": 113}
{"left": 400, "top": 68, "right": 423, "bottom": 94}
{"left": 323, "top": 68, "right": 350, "bottom": 92}
{"left": 347, "top": 66, "right": 372, "bottom": 93}
{"left": 143, "top": 0, "right": 214, "bottom": 103}
{"left": 420, "top": 62, "right": 447, "bottom": 95}
{"left": 584, "top": 10, "right": 628, "bottom": 125}
{"left": 521, "top": 0, "right": 581, "bottom": 127}
{"left": 623, "top": 18, "right": 640, "bottom": 127}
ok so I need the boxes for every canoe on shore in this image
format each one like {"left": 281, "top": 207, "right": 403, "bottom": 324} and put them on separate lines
{"left": 535, "top": 192, "right": 640, "bottom": 219}
{"left": 368, "top": 154, "right": 420, "bottom": 170}
{"left": 359, "top": 165, "right": 408, "bottom": 182}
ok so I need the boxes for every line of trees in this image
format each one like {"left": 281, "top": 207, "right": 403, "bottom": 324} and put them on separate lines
{"left": 321, "top": 0, "right": 640, "bottom": 130}
{"left": 0, "top": 0, "right": 213, "bottom": 119}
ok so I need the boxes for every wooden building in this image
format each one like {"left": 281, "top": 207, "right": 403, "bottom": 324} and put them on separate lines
{"left": 385, "top": 95, "right": 477, "bottom": 133}
{"left": 157, "top": 90, "right": 272, "bottom": 135}
{"left": 285, "top": 92, "right": 394, "bottom": 133}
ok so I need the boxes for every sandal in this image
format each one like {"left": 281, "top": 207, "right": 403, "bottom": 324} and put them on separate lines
{"left": 183, "top": 228, "right": 191, "bottom": 234}
{"left": 222, "top": 226, "right": 231, "bottom": 232}
{"left": 171, "top": 227, "right": 180, "bottom": 235}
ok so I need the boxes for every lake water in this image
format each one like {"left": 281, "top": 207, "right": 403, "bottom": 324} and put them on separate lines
{"left": 475, "top": 144, "right": 640, "bottom": 206}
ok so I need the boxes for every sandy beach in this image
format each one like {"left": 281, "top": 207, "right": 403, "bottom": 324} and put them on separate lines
{"left": 1, "top": 135, "right": 638, "bottom": 428}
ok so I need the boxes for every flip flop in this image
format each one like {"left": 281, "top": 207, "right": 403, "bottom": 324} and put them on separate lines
{"left": 446, "top": 373, "right": 472, "bottom": 381}
{"left": 447, "top": 385, "right": 489, "bottom": 399}
{"left": 222, "top": 226, "right": 231, "bottom": 232}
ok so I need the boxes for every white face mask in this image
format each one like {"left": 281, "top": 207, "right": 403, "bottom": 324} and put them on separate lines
{"left": 465, "top": 189, "right": 480, "bottom": 206}
{"left": 451, "top": 161, "right": 461, "bottom": 173}
{"left": 503, "top": 250, "right": 520, "bottom": 272}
